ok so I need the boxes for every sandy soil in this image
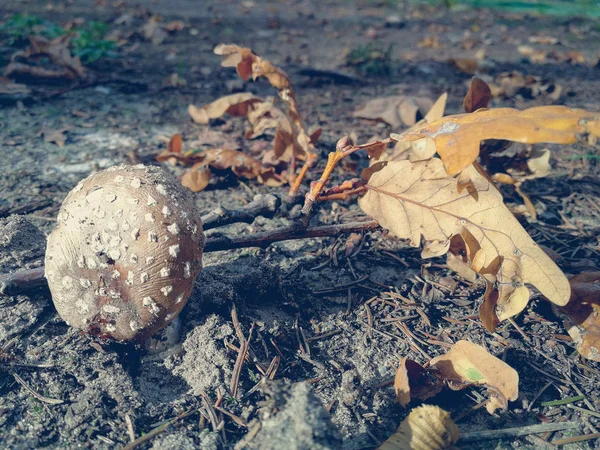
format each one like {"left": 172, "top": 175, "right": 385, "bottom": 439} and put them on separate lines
{"left": 1, "top": 0, "right": 600, "bottom": 449}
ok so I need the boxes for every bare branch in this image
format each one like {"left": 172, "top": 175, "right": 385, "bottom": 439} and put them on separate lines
{"left": 0, "top": 220, "right": 379, "bottom": 296}
{"left": 202, "top": 194, "right": 281, "bottom": 230}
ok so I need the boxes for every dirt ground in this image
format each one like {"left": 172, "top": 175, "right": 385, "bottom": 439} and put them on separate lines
{"left": 1, "top": 0, "right": 600, "bottom": 449}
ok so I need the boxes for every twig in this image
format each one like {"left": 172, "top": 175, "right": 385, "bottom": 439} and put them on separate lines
{"left": 230, "top": 323, "right": 254, "bottom": 399}
{"left": 528, "top": 381, "right": 553, "bottom": 412}
{"left": 204, "top": 220, "right": 379, "bottom": 252}
{"left": 0, "top": 267, "right": 47, "bottom": 296}
{"left": 459, "top": 422, "right": 580, "bottom": 443}
{"left": 201, "top": 194, "right": 281, "bottom": 230}
{"left": 312, "top": 275, "right": 370, "bottom": 294}
{"left": 119, "top": 408, "right": 199, "bottom": 450}
{"left": 551, "top": 432, "right": 600, "bottom": 446}
{"left": 11, "top": 372, "right": 63, "bottom": 405}
{"left": 300, "top": 136, "right": 390, "bottom": 222}
{"left": 0, "top": 220, "right": 380, "bottom": 296}
{"left": 568, "top": 404, "right": 600, "bottom": 419}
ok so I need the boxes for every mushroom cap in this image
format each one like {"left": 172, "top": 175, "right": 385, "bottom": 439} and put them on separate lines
{"left": 45, "top": 164, "right": 204, "bottom": 341}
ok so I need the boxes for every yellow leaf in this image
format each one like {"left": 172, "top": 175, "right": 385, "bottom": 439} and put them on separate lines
{"left": 429, "top": 340, "right": 519, "bottom": 414}
{"left": 357, "top": 158, "right": 570, "bottom": 327}
{"left": 393, "top": 105, "right": 600, "bottom": 175}
{"left": 379, "top": 405, "right": 460, "bottom": 450}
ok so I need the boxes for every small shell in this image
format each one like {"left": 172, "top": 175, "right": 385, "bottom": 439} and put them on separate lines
{"left": 378, "top": 405, "right": 460, "bottom": 450}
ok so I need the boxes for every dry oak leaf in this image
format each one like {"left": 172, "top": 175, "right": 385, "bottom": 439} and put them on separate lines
{"left": 188, "top": 93, "right": 262, "bottom": 124}
{"left": 6, "top": 35, "right": 86, "bottom": 80}
{"left": 554, "top": 272, "right": 600, "bottom": 362}
{"left": 489, "top": 71, "right": 562, "bottom": 101}
{"left": 245, "top": 101, "right": 306, "bottom": 162}
{"left": 392, "top": 105, "right": 600, "bottom": 176}
{"left": 448, "top": 57, "right": 479, "bottom": 74}
{"left": 41, "top": 126, "right": 71, "bottom": 147}
{"left": 214, "top": 43, "right": 291, "bottom": 90}
{"left": 394, "top": 341, "right": 518, "bottom": 415}
{"left": 379, "top": 404, "right": 460, "bottom": 450}
{"left": 353, "top": 95, "right": 435, "bottom": 130}
{"left": 357, "top": 159, "right": 570, "bottom": 327}
{"left": 213, "top": 43, "right": 316, "bottom": 166}
{"left": 158, "top": 148, "right": 283, "bottom": 192}
{"left": 181, "top": 163, "right": 211, "bottom": 192}
{"left": 429, "top": 340, "right": 519, "bottom": 414}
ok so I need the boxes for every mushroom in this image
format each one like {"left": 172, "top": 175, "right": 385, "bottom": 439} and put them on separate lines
{"left": 44, "top": 164, "right": 204, "bottom": 341}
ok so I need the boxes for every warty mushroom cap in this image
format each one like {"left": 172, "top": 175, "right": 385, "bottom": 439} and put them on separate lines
{"left": 45, "top": 164, "right": 204, "bottom": 341}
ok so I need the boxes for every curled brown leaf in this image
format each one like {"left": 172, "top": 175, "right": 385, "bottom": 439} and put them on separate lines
{"left": 555, "top": 272, "right": 600, "bottom": 362}
{"left": 188, "top": 93, "right": 262, "bottom": 124}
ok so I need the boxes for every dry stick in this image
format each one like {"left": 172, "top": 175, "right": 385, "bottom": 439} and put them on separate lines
{"left": 121, "top": 408, "right": 198, "bottom": 450}
{"left": 11, "top": 372, "right": 64, "bottom": 405}
{"left": 300, "top": 136, "right": 391, "bottom": 223}
{"left": 204, "top": 220, "right": 379, "bottom": 252}
{"left": 551, "top": 432, "right": 600, "bottom": 446}
{"left": 201, "top": 194, "right": 281, "bottom": 231}
{"left": 230, "top": 323, "right": 254, "bottom": 399}
{"left": 0, "top": 220, "right": 379, "bottom": 296}
{"left": 459, "top": 422, "right": 580, "bottom": 443}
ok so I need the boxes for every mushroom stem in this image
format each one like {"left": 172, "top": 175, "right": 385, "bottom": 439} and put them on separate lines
{"left": 0, "top": 220, "right": 379, "bottom": 296}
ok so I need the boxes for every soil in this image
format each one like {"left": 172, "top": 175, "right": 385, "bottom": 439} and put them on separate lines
{"left": 1, "top": 0, "right": 600, "bottom": 449}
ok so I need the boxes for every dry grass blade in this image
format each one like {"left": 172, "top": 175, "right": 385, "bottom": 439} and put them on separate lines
{"left": 392, "top": 105, "right": 600, "bottom": 175}
{"left": 357, "top": 159, "right": 570, "bottom": 329}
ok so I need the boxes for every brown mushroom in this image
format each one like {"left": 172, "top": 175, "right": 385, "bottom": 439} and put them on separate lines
{"left": 44, "top": 164, "right": 204, "bottom": 341}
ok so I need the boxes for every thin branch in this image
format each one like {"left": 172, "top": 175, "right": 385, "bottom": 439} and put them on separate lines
{"left": 0, "top": 220, "right": 379, "bottom": 296}
{"left": 201, "top": 194, "right": 281, "bottom": 231}
{"left": 299, "top": 136, "right": 390, "bottom": 223}
{"left": 459, "top": 422, "right": 580, "bottom": 443}
{"left": 204, "top": 219, "right": 379, "bottom": 252}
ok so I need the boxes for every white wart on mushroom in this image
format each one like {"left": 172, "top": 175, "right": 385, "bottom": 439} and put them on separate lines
{"left": 45, "top": 164, "right": 204, "bottom": 341}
